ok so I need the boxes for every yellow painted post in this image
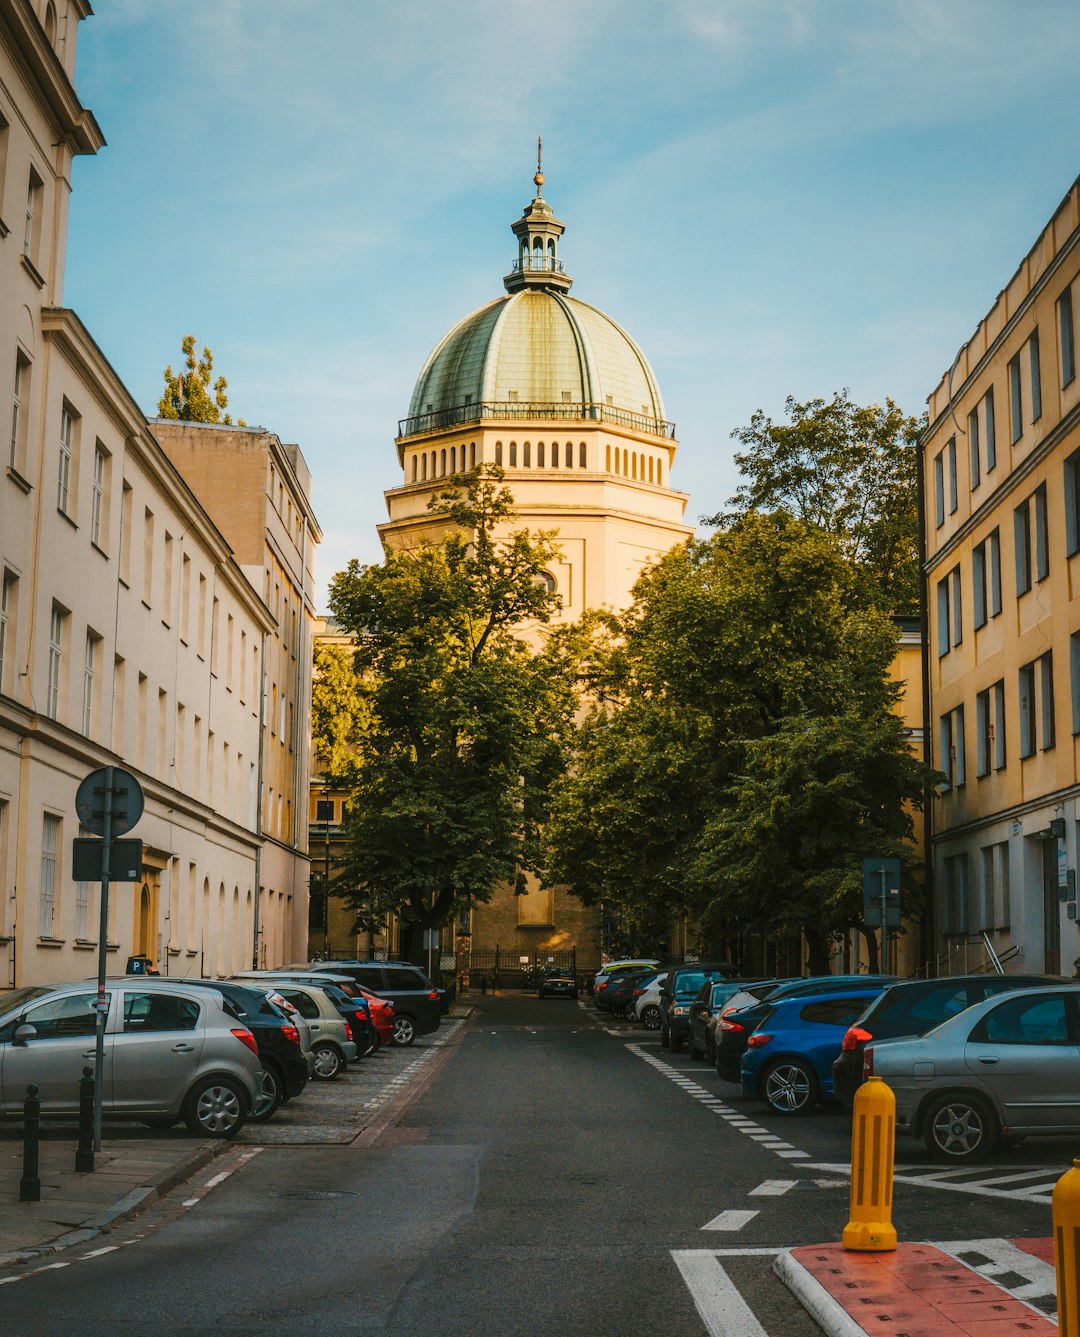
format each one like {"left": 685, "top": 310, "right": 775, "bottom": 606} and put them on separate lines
{"left": 842, "top": 1074, "right": 898, "bottom": 1252}
{"left": 1053, "top": 1158, "right": 1080, "bottom": 1337}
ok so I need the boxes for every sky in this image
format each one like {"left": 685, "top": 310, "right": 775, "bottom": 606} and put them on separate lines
{"left": 65, "top": 0, "right": 1080, "bottom": 610}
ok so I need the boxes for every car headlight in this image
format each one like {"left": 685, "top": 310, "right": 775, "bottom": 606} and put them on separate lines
{"left": 673, "top": 1005, "right": 688, "bottom": 1016}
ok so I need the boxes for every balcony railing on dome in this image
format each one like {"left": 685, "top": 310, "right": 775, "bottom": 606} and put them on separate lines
{"left": 398, "top": 400, "right": 676, "bottom": 441}
{"left": 511, "top": 256, "right": 566, "bottom": 274}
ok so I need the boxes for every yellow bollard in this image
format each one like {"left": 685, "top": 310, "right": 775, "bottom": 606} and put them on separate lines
{"left": 842, "top": 1074, "right": 898, "bottom": 1251}
{"left": 1053, "top": 1158, "right": 1080, "bottom": 1337}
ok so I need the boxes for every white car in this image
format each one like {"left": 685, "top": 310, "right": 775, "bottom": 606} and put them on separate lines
{"left": 634, "top": 972, "right": 668, "bottom": 1028}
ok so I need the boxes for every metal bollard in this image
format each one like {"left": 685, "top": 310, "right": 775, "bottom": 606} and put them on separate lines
{"left": 19, "top": 1084, "right": 41, "bottom": 1203}
{"left": 76, "top": 1065, "right": 95, "bottom": 1173}
{"left": 1053, "top": 1157, "right": 1080, "bottom": 1337}
{"left": 842, "top": 1074, "right": 897, "bottom": 1251}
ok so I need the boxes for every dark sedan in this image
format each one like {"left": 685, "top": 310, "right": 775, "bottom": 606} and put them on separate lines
{"left": 538, "top": 968, "right": 578, "bottom": 999}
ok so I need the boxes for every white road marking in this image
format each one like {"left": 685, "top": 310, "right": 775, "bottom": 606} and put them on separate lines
{"left": 81, "top": 1246, "right": 119, "bottom": 1258}
{"left": 204, "top": 1172, "right": 230, "bottom": 1188}
{"left": 672, "top": 1250, "right": 770, "bottom": 1336}
{"left": 701, "top": 1209, "right": 760, "bottom": 1231}
{"left": 936, "top": 1239, "right": 1057, "bottom": 1315}
{"left": 749, "top": 1180, "right": 797, "bottom": 1196}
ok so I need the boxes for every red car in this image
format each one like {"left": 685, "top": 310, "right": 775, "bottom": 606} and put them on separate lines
{"left": 355, "top": 986, "right": 396, "bottom": 1047}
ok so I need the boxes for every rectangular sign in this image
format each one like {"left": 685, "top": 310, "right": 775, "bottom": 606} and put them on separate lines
{"left": 72, "top": 838, "right": 143, "bottom": 882}
{"left": 863, "top": 857, "right": 902, "bottom": 927}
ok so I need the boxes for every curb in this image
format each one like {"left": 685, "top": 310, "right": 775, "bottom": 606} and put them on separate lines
{"left": 0, "top": 1139, "right": 229, "bottom": 1269}
{"left": 773, "top": 1250, "right": 868, "bottom": 1337}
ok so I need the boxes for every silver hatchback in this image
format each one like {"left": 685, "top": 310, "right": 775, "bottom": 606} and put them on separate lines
{"left": 0, "top": 980, "right": 263, "bottom": 1137}
{"left": 261, "top": 982, "right": 357, "bottom": 1079}
{"left": 865, "top": 984, "right": 1080, "bottom": 1162}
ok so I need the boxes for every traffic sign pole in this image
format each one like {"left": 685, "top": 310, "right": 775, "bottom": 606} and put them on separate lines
{"left": 93, "top": 764, "right": 113, "bottom": 1153}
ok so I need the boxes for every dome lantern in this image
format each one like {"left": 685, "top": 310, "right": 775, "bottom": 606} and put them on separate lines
{"left": 503, "top": 138, "right": 572, "bottom": 295}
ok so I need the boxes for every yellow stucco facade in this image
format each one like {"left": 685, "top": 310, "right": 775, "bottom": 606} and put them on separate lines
{"left": 924, "top": 172, "right": 1080, "bottom": 978}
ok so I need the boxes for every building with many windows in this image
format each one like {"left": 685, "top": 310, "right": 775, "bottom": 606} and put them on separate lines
{"left": 924, "top": 172, "right": 1080, "bottom": 977}
{"left": 0, "top": 0, "right": 315, "bottom": 984}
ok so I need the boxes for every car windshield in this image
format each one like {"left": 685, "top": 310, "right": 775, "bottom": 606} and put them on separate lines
{"left": 0, "top": 986, "right": 53, "bottom": 1017}
{"left": 675, "top": 970, "right": 718, "bottom": 997}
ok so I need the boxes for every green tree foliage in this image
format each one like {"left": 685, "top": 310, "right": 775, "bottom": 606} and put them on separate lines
{"left": 327, "top": 468, "right": 579, "bottom": 946}
{"left": 157, "top": 335, "right": 246, "bottom": 425}
{"left": 311, "top": 641, "right": 371, "bottom": 782}
{"left": 544, "top": 513, "right": 932, "bottom": 968}
{"left": 712, "top": 390, "right": 922, "bottom": 615}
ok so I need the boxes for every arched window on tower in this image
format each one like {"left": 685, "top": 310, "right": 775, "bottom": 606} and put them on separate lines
{"left": 605, "top": 444, "right": 611, "bottom": 471}
{"left": 548, "top": 239, "right": 556, "bottom": 259}
{"left": 421, "top": 453, "right": 427, "bottom": 480}
{"left": 551, "top": 442, "right": 559, "bottom": 467}
{"left": 411, "top": 456, "right": 418, "bottom": 482}
{"left": 470, "top": 442, "right": 476, "bottom": 467}
{"left": 450, "top": 446, "right": 457, "bottom": 473}
{"left": 431, "top": 450, "right": 436, "bottom": 477}
{"left": 509, "top": 442, "right": 517, "bottom": 466}
{"left": 648, "top": 457, "right": 654, "bottom": 484}
{"left": 657, "top": 460, "right": 663, "bottom": 486}
{"left": 580, "top": 442, "right": 587, "bottom": 468}
{"left": 537, "top": 442, "right": 545, "bottom": 468}
{"left": 632, "top": 452, "right": 638, "bottom": 479}
{"left": 440, "top": 448, "right": 447, "bottom": 475}
{"left": 523, "top": 442, "right": 530, "bottom": 467}
{"left": 495, "top": 441, "right": 503, "bottom": 466}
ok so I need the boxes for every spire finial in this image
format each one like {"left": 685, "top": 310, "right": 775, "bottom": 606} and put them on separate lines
{"left": 533, "top": 135, "right": 544, "bottom": 195}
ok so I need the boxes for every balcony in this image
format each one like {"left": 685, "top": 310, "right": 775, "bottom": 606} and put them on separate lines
{"left": 397, "top": 399, "right": 676, "bottom": 441}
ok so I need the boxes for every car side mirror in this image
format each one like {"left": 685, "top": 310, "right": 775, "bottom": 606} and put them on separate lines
{"left": 12, "top": 1023, "right": 37, "bottom": 1047}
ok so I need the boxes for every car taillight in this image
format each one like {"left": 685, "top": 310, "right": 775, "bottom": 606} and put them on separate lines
{"left": 842, "top": 1025, "right": 873, "bottom": 1052}
{"left": 231, "top": 1028, "right": 259, "bottom": 1057}
{"left": 863, "top": 1047, "right": 874, "bottom": 1078}
{"left": 344, "top": 1022, "right": 353, "bottom": 1042}
{"left": 282, "top": 1024, "right": 300, "bottom": 1046}
{"left": 720, "top": 1020, "right": 745, "bottom": 1033}
{"left": 597, "top": 980, "right": 610, "bottom": 991}
{"left": 632, "top": 988, "right": 644, "bottom": 997}
{"left": 427, "top": 991, "right": 439, "bottom": 1000}
{"left": 747, "top": 1033, "right": 773, "bottom": 1048}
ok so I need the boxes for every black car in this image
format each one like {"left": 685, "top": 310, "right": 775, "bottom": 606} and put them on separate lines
{"left": 603, "top": 968, "right": 659, "bottom": 1017}
{"left": 538, "top": 967, "right": 578, "bottom": 999}
{"left": 167, "top": 979, "right": 309, "bottom": 1119}
{"left": 686, "top": 980, "right": 762, "bottom": 1062}
{"left": 831, "top": 972, "right": 1066, "bottom": 1104}
{"left": 659, "top": 963, "right": 737, "bottom": 1051}
{"left": 307, "top": 961, "right": 441, "bottom": 1046}
{"left": 713, "top": 976, "right": 896, "bottom": 1082}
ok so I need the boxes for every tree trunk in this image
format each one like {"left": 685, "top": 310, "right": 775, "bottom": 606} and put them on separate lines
{"left": 860, "top": 925, "right": 880, "bottom": 974}
{"left": 803, "top": 927, "right": 832, "bottom": 975}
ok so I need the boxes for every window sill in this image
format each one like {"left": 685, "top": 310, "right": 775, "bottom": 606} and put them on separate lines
{"left": 185, "top": 948, "right": 198, "bottom": 957}
{"left": 6, "top": 465, "right": 32, "bottom": 494}
{"left": 0, "top": 215, "right": 9, "bottom": 238}
{"left": 57, "top": 507, "right": 78, "bottom": 530}
{"left": 90, "top": 540, "right": 109, "bottom": 560}
{"left": 37, "top": 936, "right": 65, "bottom": 947}
{"left": 20, "top": 253, "right": 45, "bottom": 288}
{"left": 74, "top": 939, "right": 97, "bottom": 950}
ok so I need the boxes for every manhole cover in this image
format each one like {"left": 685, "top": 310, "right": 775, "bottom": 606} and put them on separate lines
{"left": 268, "top": 1190, "right": 359, "bottom": 1200}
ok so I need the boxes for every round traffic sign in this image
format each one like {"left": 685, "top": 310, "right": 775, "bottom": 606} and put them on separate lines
{"left": 75, "top": 767, "right": 144, "bottom": 836}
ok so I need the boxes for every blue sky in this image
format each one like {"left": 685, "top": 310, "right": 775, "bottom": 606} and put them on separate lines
{"left": 66, "top": 1, "right": 1080, "bottom": 607}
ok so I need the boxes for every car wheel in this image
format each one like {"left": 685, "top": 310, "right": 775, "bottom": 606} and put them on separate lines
{"left": 183, "top": 1077, "right": 247, "bottom": 1138}
{"left": 251, "top": 1064, "right": 283, "bottom": 1122}
{"left": 640, "top": 1005, "right": 661, "bottom": 1030}
{"left": 762, "top": 1060, "right": 818, "bottom": 1115}
{"left": 393, "top": 1014, "right": 417, "bottom": 1046}
{"left": 923, "top": 1093, "right": 999, "bottom": 1163}
{"left": 312, "top": 1042, "right": 344, "bottom": 1080}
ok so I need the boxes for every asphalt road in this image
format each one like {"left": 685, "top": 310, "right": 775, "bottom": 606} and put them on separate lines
{"left": 0, "top": 994, "right": 1068, "bottom": 1336}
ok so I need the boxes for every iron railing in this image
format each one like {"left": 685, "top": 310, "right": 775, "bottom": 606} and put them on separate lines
{"left": 511, "top": 256, "right": 566, "bottom": 274}
{"left": 398, "top": 399, "right": 675, "bottom": 441}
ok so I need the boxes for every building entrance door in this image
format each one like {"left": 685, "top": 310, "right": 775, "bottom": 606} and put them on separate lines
{"left": 1042, "top": 841, "right": 1061, "bottom": 975}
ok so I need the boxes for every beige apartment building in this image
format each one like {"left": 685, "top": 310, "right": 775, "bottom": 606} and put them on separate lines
{"left": 924, "top": 172, "right": 1080, "bottom": 978}
{"left": 0, "top": 0, "right": 314, "bottom": 984}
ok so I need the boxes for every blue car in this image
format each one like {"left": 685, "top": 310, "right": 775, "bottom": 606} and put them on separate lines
{"left": 740, "top": 986, "right": 885, "bottom": 1115}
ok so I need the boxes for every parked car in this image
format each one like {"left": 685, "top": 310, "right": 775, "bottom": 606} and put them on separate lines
{"left": 714, "top": 976, "right": 895, "bottom": 1083}
{"left": 687, "top": 981, "right": 763, "bottom": 1062}
{"left": 865, "top": 985, "right": 1080, "bottom": 1162}
{"left": 538, "top": 967, "right": 578, "bottom": 999}
{"left": 739, "top": 987, "right": 885, "bottom": 1114}
{"left": 633, "top": 972, "right": 668, "bottom": 1029}
{"left": 162, "top": 978, "right": 310, "bottom": 1120}
{"left": 591, "top": 959, "right": 662, "bottom": 996}
{"left": 660, "top": 963, "right": 737, "bottom": 1051}
{"left": 303, "top": 962, "right": 440, "bottom": 1046}
{"left": 0, "top": 980, "right": 262, "bottom": 1137}
{"left": 596, "top": 966, "right": 657, "bottom": 1015}
{"left": 259, "top": 982, "right": 357, "bottom": 1079}
{"left": 832, "top": 973, "right": 1066, "bottom": 1105}
{"left": 233, "top": 970, "right": 389, "bottom": 1052}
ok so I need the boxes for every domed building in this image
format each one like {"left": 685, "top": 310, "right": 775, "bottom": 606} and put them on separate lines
{"left": 371, "top": 161, "right": 694, "bottom": 978}
{"left": 380, "top": 162, "right": 693, "bottom": 620}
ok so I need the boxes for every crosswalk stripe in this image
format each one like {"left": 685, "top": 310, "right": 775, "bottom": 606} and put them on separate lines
{"left": 672, "top": 1251, "right": 770, "bottom": 1337}
{"left": 701, "top": 1209, "right": 760, "bottom": 1231}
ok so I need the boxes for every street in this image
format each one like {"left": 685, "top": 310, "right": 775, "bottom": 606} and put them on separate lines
{"left": 0, "top": 994, "right": 1066, "bottom": 1336}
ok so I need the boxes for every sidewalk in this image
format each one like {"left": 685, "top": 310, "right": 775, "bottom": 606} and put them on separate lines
{"left": 776, "top": 1239, "right": 1058, "bottom": 1336}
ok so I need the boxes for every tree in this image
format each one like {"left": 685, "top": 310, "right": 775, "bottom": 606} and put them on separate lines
{"left": 311, "top": 641, "right": 371, "bottom": 783}
{"left": 157, "top": 335, "right": 246, "bottom": 425}
{"left": 327, "top": 467, "right": 579, "bottom": 955}
{"left": 712, "top": 390, "right": 923, "bottom": 615}
{"left": 544, "top": 513, "right": 932, "bottom": 965}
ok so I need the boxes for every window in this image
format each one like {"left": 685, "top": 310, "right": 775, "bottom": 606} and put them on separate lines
{"left": 1008, "top": 353, "right": 1023, "bottom": 442}
{"left": 142, "top": 508, "right": 154, "bottom": 605}
{"left": 24, "top": 993, "right": 100, "bottom": 1040}
{"left": 538, "top": 441, "right": 545, "bottom": 467}
{"left": 123, "top": 992, "right": 200, "bottom": 1033}
{"left": 1014, "top": 498, "right": 1032, "bottom": 594}
{"left": 75, "top": 824, "right": 91, "bottom": 939}
{"left": 1060, "top": 286, "right": 1076, "bottom": 388}
{"left": 992, "top": 679, "right": 1006, "bottom": 770}
{"left": 23, "top": 168, "right": 42, "bottom": 262}
{"left": 936, "top": 566, "right": 961, "bottom": 655}
{"left": 800, "top": 999, "right": 865, "bottom": 1027}
{"left": 968, "top": 407, "right": 980, "bottom": 489}
{"left": 9, "top": 351, "right": 30, "bottom": 471}
{"left": 975, "top": 688, "right": 991, "bottom": 777}
{"left": 905, "top": 984, "right": 969, "bottom": 1028}
{"left": 949, "top": 565, "right": 962, "bottom": 646}
{"left": 580, "top": 442, "right": 587, "bottom": 468}
{"left": 57, "top": 406, "right": 74, "bottom": 514}
{"left": 1019, "top": 661, "right": 1036, "bottom": 757}
{"left": 981, "top": 388, "right": 996, "bottom": 473}
{"left": 82, "top": 629, "right": 99, "bottom": 736}
{"left": 972, "top": 542, "right": 987, "bottom": 628}
{"left": 987, "top": 528, "right": 1001, "bottom": 616}
{"left": 522, "top": 442, "right": 530, "bottom": 466}
{"left": 46, "top": 604, "right": 64, "bottom": 719}
{"left": 0, "top": 569, "right": 15, "bottom": 693}
{"left": 936, "top": 576, "right": 950, "bottom": 657}
{"left": 40, "top": 813, "right": 59, "bottom": 936}
{"left": 1029, "top": 329, "right": 1042, "bottom": 423}
{"left": 509, "top": 442, "right": 517, "bottom": 466}
{"left": 975, "top": 994, "right": 1068, "bottom": 1045}
{"left": 1034, "top": 483, "right": 1049, "bottom": 581}
{"left": 90, "top": 443, "right": 107, "bottom": 547}
{"left": 946, "top": 436, "right": 957, "bottom": 513}
{"left": 1071, "top": 630, "right": 1080, "bottom": 735}
{"left": 941, "top": 852, "right": 971, "bottom": 934}
{"left": 1040, "top": 651, "right": 1055, "bottom": 750}
{"left": 934, "top": 450, "right": 945, "bottom": 527}
{"left": 1067, "top": 449, "right": 1080, "bottom": 555}
{"left": 939, "top": 706, "right": 964, "bottom": 788}
{"left": 119, "top": 481, "right": 133, "bottom": 584}
{"left": 163, "top": 532, "right": 174, "bottom": 624}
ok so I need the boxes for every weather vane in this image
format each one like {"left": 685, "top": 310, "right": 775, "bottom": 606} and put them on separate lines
{"left": 534, "top": 136, "right": 544, "bottom": 195}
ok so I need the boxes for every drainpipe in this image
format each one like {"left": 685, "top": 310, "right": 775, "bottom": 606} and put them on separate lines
{"left": 251, "top": 631, "right": 267, "bottom": 968}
